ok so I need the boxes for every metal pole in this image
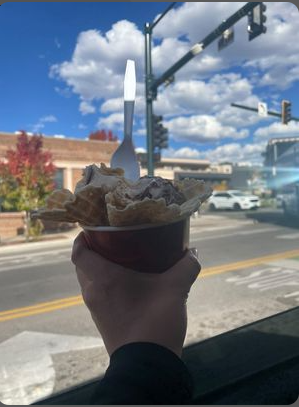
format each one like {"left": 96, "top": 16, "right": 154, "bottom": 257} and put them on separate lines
{"left": 231, "top": 103, "right": 299, "bottom": 122}
{"left": 151, "top": 2, "right": 176, "bottom": 30}
{"left": 152, "top": 2, "right": 262, "bottom": 91}
{"left": 145, "top": 23, "right": 154, "bottom": 176}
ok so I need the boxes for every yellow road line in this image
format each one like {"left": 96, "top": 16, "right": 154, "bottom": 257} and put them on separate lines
{"left": 201, "top": 248, "right": 299, "bottom": 277}
{"left": 1, "top": 248, "right": 299, "bottom": 322}
{"left": 0, "top": 295, "right": 82, "bottom": 317}
{"left": 0, "top": 299, "right": 84, "bottom": 322}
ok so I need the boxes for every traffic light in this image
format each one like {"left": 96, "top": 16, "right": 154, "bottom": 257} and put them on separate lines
{"left": 248, "top": 3, "right": 267, "bottom": 41}
{"left": 281, "top": 100, "right": 292, "bottom": 125}
{"left": 152, "top": 114, "right": 169, "bottom": 150}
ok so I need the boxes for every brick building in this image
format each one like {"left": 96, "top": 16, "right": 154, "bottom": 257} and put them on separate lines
{"left": 0, "top": 132, "right": 118, "bottom": 192}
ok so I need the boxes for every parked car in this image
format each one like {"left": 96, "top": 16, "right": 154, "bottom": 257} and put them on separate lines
{"left": 208, "top": 190, "right": 260, "bottom": 211}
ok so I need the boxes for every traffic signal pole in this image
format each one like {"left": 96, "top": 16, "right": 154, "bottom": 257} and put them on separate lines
{"left": 231, "top": 103, "right": 299, "bottom": 123}
{"left": 145, "top": 2, "right": 264, "bottom": 176}
{"left": 144, "top": 2, "right": 176, "bottom": 176}
{"left": 151, "top": 2, "right": 262, "bottom": 91}
{"left": 145, "top": 22, "right": 154, "bottom": 176}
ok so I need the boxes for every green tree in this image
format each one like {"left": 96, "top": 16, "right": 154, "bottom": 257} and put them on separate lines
{"left": 0, "top": 131, "right": 56, "bottom": 241}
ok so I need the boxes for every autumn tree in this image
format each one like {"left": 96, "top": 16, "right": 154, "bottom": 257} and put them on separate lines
{"left": 89, "top": 129, "right": 118, "bottom": 142}
{"left": 0, "top": 131, "right": 56, "bottom": 240}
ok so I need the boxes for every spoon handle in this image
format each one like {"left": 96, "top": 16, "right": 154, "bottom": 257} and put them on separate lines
{"left": 124, "top": 101, "right": 135, "bottom": 141}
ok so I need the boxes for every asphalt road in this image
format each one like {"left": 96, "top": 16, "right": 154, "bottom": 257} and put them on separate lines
{"left": 1, "top": 208, "right": 299, "bottom": 404}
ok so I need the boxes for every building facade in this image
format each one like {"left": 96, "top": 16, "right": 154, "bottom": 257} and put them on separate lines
{"left": 263, "top": 137, "right": 299, "bottom": 192}
{"left": 0, "top": 132, "right": 118, "bottom": 192}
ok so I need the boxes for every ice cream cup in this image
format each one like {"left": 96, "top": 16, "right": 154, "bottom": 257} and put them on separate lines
{"left": 82, "top": 216, "right": 190, "bottom": 273}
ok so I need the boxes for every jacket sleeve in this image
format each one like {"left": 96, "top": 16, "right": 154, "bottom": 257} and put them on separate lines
{"left": 90, "top": 342, "right": 194, "bottom": 405}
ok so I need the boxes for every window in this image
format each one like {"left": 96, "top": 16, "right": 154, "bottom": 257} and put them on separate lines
{"left": 54, "top": 168, "right": 64, "bottom": 189}
{"left": 1, "top": 2, "right": 298, "bottom": 406}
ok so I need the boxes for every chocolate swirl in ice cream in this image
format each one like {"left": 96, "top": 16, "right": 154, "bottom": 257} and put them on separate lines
{"left": 124, "top": 176, "right": 186, "bottom": 206}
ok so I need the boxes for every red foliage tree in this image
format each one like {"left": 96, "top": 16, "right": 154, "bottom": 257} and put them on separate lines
{"left": 0, "top": 131, "right": 56, "bottom": 239}
{"left": 89, "top": 129, "right": 118, "bottom": 142}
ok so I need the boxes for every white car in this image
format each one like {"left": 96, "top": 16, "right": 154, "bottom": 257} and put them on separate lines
{"left": 208, "top": 190, "right": 260, "bottom": 211}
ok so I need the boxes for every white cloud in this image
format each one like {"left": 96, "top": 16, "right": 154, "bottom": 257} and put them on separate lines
{"left": 79, "top": 101, "right": 96, "bottom": 115}
{"left": 165, "top": 115, "right": 248, "bottom": 143}
{"left": 98, "top": 113, "right": 124, "bottom": 129}
{"left": 154, "top": 73, "right": 262, "bottom": 126}
{"left": 50, "top": 21, "right": 144, "bottom": 101}
{"left": 254, "top": 121, "right": 299, "bottom": 139}
{"left": 49, "top": 2, "right": 299, "bottom": 149}
{"left": 78, "top": 123, "right": 88, "bottom": 130}
{"left": 135, "top": 147, "right": 146, "bottom": 153}
{"left": 172, "top": 147, "right": 200, "bottom": 158}
{"left": 153, "top": 2, "right": 299, "bottom": 89}
{"left": 32, "top": 115, "right": 57, "bottom": 132}
{"left": 55, "top": 86, "right": 72, "bottom": 98}
{"left": 199, "top": 142, "right": 266, "bottom": 164}
{"left": 55, "top": 38, "right": 61, "bottom": 49}
{"left": 101, "top": 96, "right": 145, "bottom": 115}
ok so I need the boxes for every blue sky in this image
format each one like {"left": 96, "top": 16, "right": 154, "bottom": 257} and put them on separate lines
{"left": 1, "top": 2, "right": 299, "bottom": 164}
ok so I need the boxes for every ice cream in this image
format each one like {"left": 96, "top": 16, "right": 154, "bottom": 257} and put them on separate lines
{"left": 121, "top": 176, "right": 186, "bottom": 206}
{"left": 33, "top": 163, "right": 212, "bottom": 227}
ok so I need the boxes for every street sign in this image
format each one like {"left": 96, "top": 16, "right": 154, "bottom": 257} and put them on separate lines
{"left": 258, "top": 102, "right": 268, "bottom": 117}
{"left": 218, "top": 27, "right": 234, "bottom": 51}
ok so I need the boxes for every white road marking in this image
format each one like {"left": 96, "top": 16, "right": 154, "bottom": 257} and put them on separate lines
{"left": 0, "top": 331, "right": 103, "bottom": 405}
{"left": 0, "top": 258, "right": 70, "bottom": 274}
{"left": 226, "top": 266, "right": 299, "bottom": 294}
{"left": 276, "top": 233, "right": 299, "bottom": 239}
{"left": 0, "top": 248, "right": 71, "bottom": 262}
{"left": 191, "top": 227, "right": 280, "bottom": 242}
{"left": 284, "top": 291, "right": 299, "bottom": 301}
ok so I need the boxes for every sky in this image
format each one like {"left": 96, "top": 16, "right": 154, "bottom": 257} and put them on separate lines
{"left": 0, "top": 2, "right": 299, "bottom": 165}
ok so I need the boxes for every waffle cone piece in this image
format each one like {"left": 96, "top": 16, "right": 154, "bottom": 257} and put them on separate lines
{"left": 33, "top": 163, "right": 212, "bottom": 227}
{"left": 106, "top": 177, "right": 212, "bottom": 227}
{"left": 32, "top": 163, "right": 126, "bottom": 225}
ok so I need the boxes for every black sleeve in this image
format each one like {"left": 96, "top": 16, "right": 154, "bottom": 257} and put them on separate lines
{"left": 90, "top": 342, "right": 194, "bottom": 405}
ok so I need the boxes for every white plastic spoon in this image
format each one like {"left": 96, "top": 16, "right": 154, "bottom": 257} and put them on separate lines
{"left": 110, "top": 60, "right": 140, "bottom": 181}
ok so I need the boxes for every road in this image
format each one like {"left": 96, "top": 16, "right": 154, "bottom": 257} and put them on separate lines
{"left": 1, "top": 208, "right": 299, "bottom": 404}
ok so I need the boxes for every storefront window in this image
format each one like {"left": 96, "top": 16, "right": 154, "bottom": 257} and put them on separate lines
{"left": 54, "top": 168, "right": 64, "bottom": 189}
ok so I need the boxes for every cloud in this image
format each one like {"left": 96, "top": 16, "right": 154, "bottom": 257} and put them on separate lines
{"left": 50, "top": 21, "right": 144, "bottom": 101}
{"left": 164, "top": 147, "right": 200, "bottom": 159}
{"left": 49, "top": 2, "right": 299, "bottom": 157}
{"left": 101, "top": 96, "right": 145, "bottom": 115}
{"left": 199, "top": 142, "right": 266, "bottom": 164}
{"left": 78, "top": 123, "right": 88, "bottom": 130}
{"left": 55, "top": 38, "right": 61, "bottom": 49}
{"left": 254, "top": 121, "right": 299, "bottom": 139}
{"left": 135, "top": 147, "right": 146, "bottom": 153}
{"left": 55, "top": 86, "right": 72, "bottom": 98}
{"left": 32, "top": 115, "right": 57, "bottom": 132}
{"left": 153, "top": 2, "right": 299, "bottom": 89}
{"left": 79, "top": 101, "right": 96, "bottom": 115}
{"left": 165, "top": 115, "right": 248, "bottom": 143}
{"left": 98, "top": 113, "right": 124, "bottom": 129}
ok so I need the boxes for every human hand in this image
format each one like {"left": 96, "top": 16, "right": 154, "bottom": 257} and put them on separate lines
{"left": 72, "top": 232, "right": 200, "bottom": 357}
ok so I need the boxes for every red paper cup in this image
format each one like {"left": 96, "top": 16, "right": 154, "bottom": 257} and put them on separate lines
{"left": 82, "top": 217, "right": 190, "bottom": 273}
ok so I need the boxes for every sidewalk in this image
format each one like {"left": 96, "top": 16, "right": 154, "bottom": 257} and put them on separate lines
{"left": 0, "top": 226, "right": 79, "bottom": 249}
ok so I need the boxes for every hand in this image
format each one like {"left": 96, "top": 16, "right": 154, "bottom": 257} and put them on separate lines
{"left": 72, "top": 232, "right": 200, "bottom": 357}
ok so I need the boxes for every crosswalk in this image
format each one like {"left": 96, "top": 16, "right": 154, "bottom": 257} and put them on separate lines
{"left": 226, "top": 264, "right": 299, "bottom": 303}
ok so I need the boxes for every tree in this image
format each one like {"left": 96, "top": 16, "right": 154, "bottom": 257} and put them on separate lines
{"left": 0, "top": 131, "right": 56, "bottom": 241}
{"left": 89, "top": 129, "right": 118, "bottom": 142}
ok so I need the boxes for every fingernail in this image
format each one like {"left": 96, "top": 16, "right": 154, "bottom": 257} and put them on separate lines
{"left": 190, "top": 248, "right": 198, "bottom": 258}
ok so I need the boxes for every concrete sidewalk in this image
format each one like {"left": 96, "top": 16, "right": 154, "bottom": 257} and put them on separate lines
{"left": 0, "top": 227, "right": 79, "bottom": 251}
